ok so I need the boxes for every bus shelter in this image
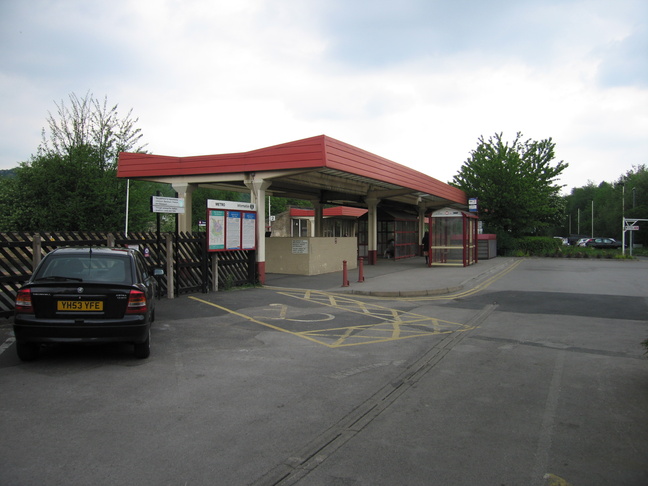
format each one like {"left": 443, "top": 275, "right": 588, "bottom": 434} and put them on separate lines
{"left": 428, "top": 208, "right": 478, "bottom": 267}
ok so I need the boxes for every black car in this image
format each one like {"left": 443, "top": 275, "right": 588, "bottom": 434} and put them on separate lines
{"left": 585, "top": 237, "right": 622, "bottom": 249}
{"left": 13, "top": 247, "right": 163, "bottom": 361}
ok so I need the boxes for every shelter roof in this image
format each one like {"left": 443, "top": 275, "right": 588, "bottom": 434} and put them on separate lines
{"left": 117, "top": 135, "right": 467, "bottom": 210}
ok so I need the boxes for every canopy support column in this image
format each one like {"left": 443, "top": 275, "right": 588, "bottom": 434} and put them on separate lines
{"left": 245, "top": 175, "right": 271, "bottom": 284}
{"left": 171, "top": 182, "right": 195, "bottom": 233}
{"left": 366, "top": 197, "right": 379, "bottom": 265}
{"left": 313, "top": 202, "right": 324, "bottom": 237}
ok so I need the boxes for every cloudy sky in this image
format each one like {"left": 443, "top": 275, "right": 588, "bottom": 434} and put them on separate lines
{"left": 1, "top": 0, "right": 646, "bottom": 193}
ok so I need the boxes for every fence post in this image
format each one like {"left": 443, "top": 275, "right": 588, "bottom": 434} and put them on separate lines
{"left": 32, "top": 234, "right": 42, "bottom": 271}
{"left": 248, "top": 251, "right": 256, "bottom": 285}
{"left": 211, "top": 254, "right": 219, "bottom": 291}
{"left": 107, "top": 234, "right": 115, "bottom": 248}
{"left": 166, "top": 234, "right": 174, "bottom": 299}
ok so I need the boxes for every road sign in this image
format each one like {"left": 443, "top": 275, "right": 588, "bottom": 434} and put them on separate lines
{"left": 625, "top": 225, "right": 639, "bottom": 231}
{"left": 151, "top": 196, "right": 185, "bottom": 214}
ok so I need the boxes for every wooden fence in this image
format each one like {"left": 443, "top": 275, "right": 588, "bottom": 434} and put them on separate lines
{"left": 0, "top": 231, "right": 256, "bottom": 318}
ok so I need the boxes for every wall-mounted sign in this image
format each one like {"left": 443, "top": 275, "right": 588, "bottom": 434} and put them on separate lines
{"left": 207, "top": 200, "right": 256, "bottom": 252}
{"left": 292, "top": 239, "right": 309, "bottom": 254}
{"left": 151, "top": 196, "right": 185, "bottom": 214}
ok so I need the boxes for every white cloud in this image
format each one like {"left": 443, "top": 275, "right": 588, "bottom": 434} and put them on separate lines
{"left": 0, "top": 0, "right": 645, "bottom": 194}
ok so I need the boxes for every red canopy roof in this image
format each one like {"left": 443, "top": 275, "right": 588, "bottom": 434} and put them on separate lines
{"left": 118, "top": 135, "right": 466, "bottom": 208}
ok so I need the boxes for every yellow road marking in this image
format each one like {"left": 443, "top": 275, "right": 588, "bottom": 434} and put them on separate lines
{"left": 543, "top": 473, "right": 573, "bottom": 486}
{"left": 187, "top": 296, "right": 335, "bottom": 347}
{"left": 258, "top": 303, "right": 335, "bottom": 322}
{"left": 263, "top": 258, "right": 524, "bottom": 302}
{"left": 190, "top": 259, "right": 522, "bottom": 347}
{"left": 191, "top": 291, "right": 474, "bottom": 347}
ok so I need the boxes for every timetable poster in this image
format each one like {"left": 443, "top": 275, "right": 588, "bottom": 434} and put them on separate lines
{"left": 242, "top": 212, "right": 256, "bottom": 249}
{"left": 208, "top": 210, "right": 225, "bottom": 250}
{"left": 226, "top": 211, "right": 241, "bottom": 249}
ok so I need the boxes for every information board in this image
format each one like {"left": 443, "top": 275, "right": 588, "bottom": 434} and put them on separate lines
{"left": 242, "top": 213, "right": 256, "bottom": 249}
{"left": 207, "top": 200, "right": 256, "bottom": 252}
{"left": 151, "top": 196, "right": 185, "bottom": 214}
{"left": 292, "top": 239, "right": 309, "bottom": 254}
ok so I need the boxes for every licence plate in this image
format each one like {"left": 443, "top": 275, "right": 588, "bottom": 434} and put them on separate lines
{"left": 57, "top": 301, "right": 104, "bottom": 312}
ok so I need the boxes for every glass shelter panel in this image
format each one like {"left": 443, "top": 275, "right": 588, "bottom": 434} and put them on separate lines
{"left": 429, "top": 208, "right": 479, "bottom": 267}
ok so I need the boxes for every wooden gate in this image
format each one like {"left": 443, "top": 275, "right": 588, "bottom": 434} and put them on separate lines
{"left": 174, "top": 232, "right": 208, "bottom": 295}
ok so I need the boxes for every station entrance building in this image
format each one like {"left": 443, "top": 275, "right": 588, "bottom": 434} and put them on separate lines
{"left": 117, "top": 135, "right": 468, "bottom": 283}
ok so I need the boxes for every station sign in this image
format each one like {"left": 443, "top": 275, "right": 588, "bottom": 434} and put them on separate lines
{"left": 468, "top": 198, "right": 478, "bottom": 212}
{"left": 207, "top": 200, "right": 256, "bottom": 211}
{"left": 151, "top": 196, "right": 185, "bottom": 214}
{"left": 625, "top": 225, "right": 640, "bottom": 231}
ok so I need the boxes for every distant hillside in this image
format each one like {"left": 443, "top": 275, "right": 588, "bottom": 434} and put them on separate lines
{"left": 0, "top": 169, "right": 16, "bottom": 178}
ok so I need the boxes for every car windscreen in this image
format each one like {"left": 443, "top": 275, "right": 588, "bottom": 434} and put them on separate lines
{"left": 34, "top": 255, "right": 132, "bottom": 284}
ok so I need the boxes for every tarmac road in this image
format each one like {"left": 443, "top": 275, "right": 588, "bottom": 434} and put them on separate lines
{"left": 0, "top": 257, "right": 646, "bottom": 485}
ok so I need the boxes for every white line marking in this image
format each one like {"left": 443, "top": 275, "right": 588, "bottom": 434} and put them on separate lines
{"left": 531, "top": 350, "right": 566, "bottom": 485}
{"left": 0, "top": 336, "right": 16, "bottom": 356}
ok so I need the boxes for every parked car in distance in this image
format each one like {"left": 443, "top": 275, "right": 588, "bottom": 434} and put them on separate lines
{"left": 585, "top": 237, "right": 622, "bottom": 249}
{"left": 576, "top": 238, "right": 592, "bottom": 247}
{"left": 553, "top": 237, "right": 569, "bottom": 246}
{"left": 13, "top": 247, "right": 163, "bottom": 361}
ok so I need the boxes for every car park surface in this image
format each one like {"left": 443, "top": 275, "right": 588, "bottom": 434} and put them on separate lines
{"left": 0, "top": 257, "right": 647, "bottom": 485}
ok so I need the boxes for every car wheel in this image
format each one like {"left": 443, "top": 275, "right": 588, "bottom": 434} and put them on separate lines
{"left": 134, "top": 329, "right": 151, "bottom": 359}
{"left": 16, "top": 341, "right": 39, "bottom": 361}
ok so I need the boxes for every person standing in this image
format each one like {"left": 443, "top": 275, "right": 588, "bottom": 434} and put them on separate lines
{"left": 384, "top": 238, "right": 395, "bottom": 259}
{"left": 422, "top": 231, "right": 430, "bottom": 265}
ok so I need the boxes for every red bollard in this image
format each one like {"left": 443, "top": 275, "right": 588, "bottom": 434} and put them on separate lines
{"left": 342, "top": 260, "right": 350, "bottom": 287}
{"left": 357, "top": 257, "right": 365, "bottom": 282}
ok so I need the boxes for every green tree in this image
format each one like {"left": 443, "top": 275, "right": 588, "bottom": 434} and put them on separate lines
{"left": 40, "top": 92, "right": 145, "bottom": 170}
{"left": 621, "top": 165, "right": 648, "bottom": 245}
{"left": 565, "top": 183, "right": 598, "bottom": 237}
{"left": 451, "top": 132, "right": 568, "bottom": 238}
{"left": 0, "top": 92, "right": 147, "bottom": 232}
{"left": 191, "top": 187, "right": 246, "bottom": 231}
{"left": 564, "top": 165, "right": 648, "bottom": 245}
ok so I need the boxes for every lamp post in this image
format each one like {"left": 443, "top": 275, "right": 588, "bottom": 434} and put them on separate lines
{"left": 124, "top": 179, "right": 130, "bottom": 234}
{"left": 591, "top": 200, "right": 594, "bottom": 238}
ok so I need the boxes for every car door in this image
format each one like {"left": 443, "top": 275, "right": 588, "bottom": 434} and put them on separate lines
{"left": 134, "top": 252, "right": 156, "bottom": 301}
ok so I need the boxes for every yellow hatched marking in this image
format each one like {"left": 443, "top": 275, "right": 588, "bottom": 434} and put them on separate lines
{"left": 276, "top": 290, "right": 473, "bottom": 347}
{"left": 189, "top": 292, "right": 472, "bottom": 347}
{"left": 192, "top": 259, "right": 522, "bottom": 348}
{"left": 188, "top": 296, "right": 335, "bottom": 347}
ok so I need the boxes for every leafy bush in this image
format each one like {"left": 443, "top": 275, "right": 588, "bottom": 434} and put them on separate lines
{"left": 497, "top": 236, "right": 634, "bottom": 259}
{"left": 494, "top": 230, "right": 518, "bottom": 256}
{"left": 516, "top": 237, "right": 561, "bottom": 256}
